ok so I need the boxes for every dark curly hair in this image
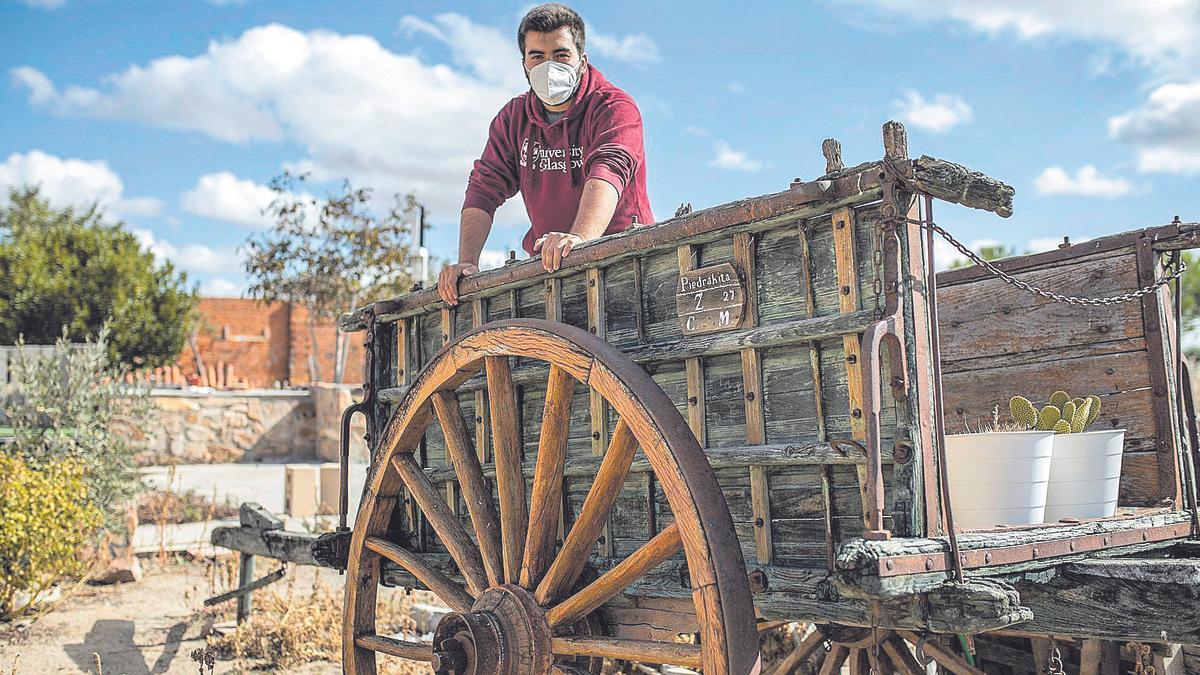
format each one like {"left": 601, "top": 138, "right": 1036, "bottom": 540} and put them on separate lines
{"left": 518, "top": 4, "right": 585, "bottom": 55}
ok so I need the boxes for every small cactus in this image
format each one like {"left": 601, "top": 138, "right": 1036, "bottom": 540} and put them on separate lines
{"left": 1070, "top": 398, "right": 1092, "bottom": 433}
{"left": 1009, "top": 396, "right": 1038, "bottom": 428}
{"left": 1061, "top": 400, "right": 1076, "bottom": 423}
{"left": 1035, "top": 406, "right": 1061, "bottom": 431}
{"left": 1053, "top": 419, "right": 1072, "bottom": 434}
{"left": 1049, "top": 390, "right": 1071, "bottom": 409}
{"left": 1085, "top": 395, "right": 1102, "bottom": 428}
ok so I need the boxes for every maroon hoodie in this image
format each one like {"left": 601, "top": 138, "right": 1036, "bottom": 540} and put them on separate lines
{"left": 462, "top": 64, "right": 654, "bottom": 255}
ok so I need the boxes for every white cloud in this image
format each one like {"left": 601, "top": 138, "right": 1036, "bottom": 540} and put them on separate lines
{"left": 199, "top": 277, "right": 242, "bottom": 296}
{"left": 708, "top": 142, "right": 762, "bottom": 172}
{"left": 1027, "top": 237, "right": 1064, "bottom": 253}
{"left": 477, "top": 248, "right": 509, "bottom": 270}
{"left": 848, "top": 0, "right": 1200, "bottom": 78}
{"left": 1034, "top": 165, "right": 1134, "bottom": 197}
{"left": 588, "top": 32, "right": 662, "bottom": 66}
{"left": 181, "top": 172, "right": 279, "bottom": 228}
{"left": 132, "top": 227, "right": 244, "bottom": 281}
{"left": 0, "top": 149, "right": 162, "bottom": 217}
{"left": 11, "top": 19, "right": 537, "bottom": 229}
{"left": 1109, "top": 80, "right": 1200, "bottom": 174}
{"left": 892, "top": 90, "right": 973, "bottom": 133}
{"left": 849, "top": 2, "right": 1200, "bottom": 175}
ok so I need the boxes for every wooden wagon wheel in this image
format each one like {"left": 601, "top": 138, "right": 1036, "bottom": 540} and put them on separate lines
{"left": 343, "top": 319, "right": 760, "bottom": 675}
{"left": 765, "top": 625, "right": 984, "bottom": 675}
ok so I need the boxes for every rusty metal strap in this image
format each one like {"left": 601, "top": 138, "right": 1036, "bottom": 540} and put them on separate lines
{"left": 874, "top": 521, "right": 1190, "bottom": 577}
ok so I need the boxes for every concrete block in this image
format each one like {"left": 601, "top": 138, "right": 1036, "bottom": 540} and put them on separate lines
{"left": 318, "top": 463, "right": 341, "bottom": 515}
{"left": 284, "top": 465, "right": 318, "bottom": 517}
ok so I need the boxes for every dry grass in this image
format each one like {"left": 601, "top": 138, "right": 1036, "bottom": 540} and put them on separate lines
{"left": 208, "top": 569, "right": 434, "bottom": 674}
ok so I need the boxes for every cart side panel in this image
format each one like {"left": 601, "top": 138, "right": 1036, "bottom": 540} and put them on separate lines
{"left": 938, "top": 242, "right": 1181, "bottom": 506}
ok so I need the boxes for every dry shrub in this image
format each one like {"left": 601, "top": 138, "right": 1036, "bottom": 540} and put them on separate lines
{"left": 136, "top": 487, "right": 238, "bottom": 525}
{"left": 209, "top": 570, "right": 432, "bottom": 674}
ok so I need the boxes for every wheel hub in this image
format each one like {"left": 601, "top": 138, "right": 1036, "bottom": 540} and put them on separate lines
{"left": 431, "top": 585, "right": 553, "bottom": 675}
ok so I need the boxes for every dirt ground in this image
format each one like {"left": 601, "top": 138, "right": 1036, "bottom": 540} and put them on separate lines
{"left": 0, "top": 559, "right": 350, "bottom": 675}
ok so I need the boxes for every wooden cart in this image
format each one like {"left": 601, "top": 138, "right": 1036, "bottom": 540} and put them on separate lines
{"left": 217, "top": 121, "right": 1200, "bottom": 675}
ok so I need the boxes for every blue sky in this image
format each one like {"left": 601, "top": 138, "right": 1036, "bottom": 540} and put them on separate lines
{"left": 2, "top": 0, "right": 1199, "bottom": 295}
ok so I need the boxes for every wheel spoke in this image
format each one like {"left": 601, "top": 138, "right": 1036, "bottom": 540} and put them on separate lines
{"left": 762, "top": 626, "right": 826, "bottom": 675}
{"left": 520, "top": 364, "right": 575, "bottom": 589}
{"left": 534, "top": 418, "right": 638, "bottom": 605}
{"left": 355, "top": 634, "right": 433, "bottom": 662}
{"left": 364, "top": 536, "right": 474, "bottom": 613}
{"left": 390, "top": 454, "right": 489, "bottom": 595}
{"left": 551, "top": 635, "right": 702, "bottom": 668}
{"left": 431, "top": 390, "right": 503, "bottom": 588}
{"left": 818, "top": 644, "right": 851, "bottom": 675}
{"left": 849, "top": 648, "right": 872, "bottom": 675}
{"left": 897, "top": 631, "right": 985, "bottom": 675}
{"left": 547, "top": 523, "right": 680, "bottom": 628}
{"left": 882, "top": 634, "right": 927, "bottom": 675}
{"left": 486, "top": 355, "right": 527, "bottom": 584}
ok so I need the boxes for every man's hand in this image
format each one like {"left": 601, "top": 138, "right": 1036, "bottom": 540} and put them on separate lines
{"left": 533, "top": 232, "right": 585, "bottom": 272}
{"left": 437, "top": 262, "right": 479, "bottom": 306}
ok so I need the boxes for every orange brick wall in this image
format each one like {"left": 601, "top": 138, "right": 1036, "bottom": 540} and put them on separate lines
{"left": 175, "top": 298, "right": 364, "bottom": 388}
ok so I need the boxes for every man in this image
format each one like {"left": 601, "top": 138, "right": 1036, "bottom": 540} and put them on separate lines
{"left": 437, "top": 3, "right": 654, "bottom": 306}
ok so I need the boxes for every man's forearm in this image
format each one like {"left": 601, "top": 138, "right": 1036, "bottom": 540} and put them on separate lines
{"left": 569, "top": 178, "right": 619, "bottom": 240}
{"left": 458, "top": 207, "right": 494, "bottom": 265}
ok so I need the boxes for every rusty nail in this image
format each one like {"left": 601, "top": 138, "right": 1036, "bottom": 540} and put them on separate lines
{"left": 960, "top": 554, "right": 968, "bottom": 565}
{"left": 1142, "top": 532, "right": 1149, "bottom": 541}
{"left": 851, "top": 408, "right": 863, "bottom": 419}
{"left": 589, "top": 326, "right": 597, "bottom": 333}
{"left": 841, "top": 285, "right": 851, "bottom": 295}
{"left": 1103, "top": 536, "right": 1111, "bottom": 545}
{"left": 688, "top": 396, "right": 698, "bottom": 405}
{"left": 837, "top": 220, "right": 845, "bottom": 229}
{"left": 588, "top": 278, "right": 595, "bottom": 286}
{"left": 755, "top": 517, "right": 764, "bottom": 527}
{"left": 846, "top": 354, "right": 858, "bottom": 364}
{"left": 893, "top": 442, "right": 913, "bottom": 465}
{"left": 924, "top": 558, "right": 933, "bottom": 571}
{"left": 984, "top": 552, "right": 992, "bottom": 564}
{"left": 475, "top": 416, "right": 483, "bottom": 423}
{"left": 1032, "top": 547, "right": 1039, "bottom": 559}
{"left": 592, "top": 432, "right": 600, "bottom": 440}
{"left": 746, "top": 391, "right": 756, "bottom": 401}
{"left": 597, "top": 535, "right": 605, "bottom": 545}
{"left": 748, "top": 570, "right": 769, "bottom": 594}
{"left": 885, "top": 560, "right": 894, "bottom": 571}
{"left": 1069, "top": 541, "right": 1076, "bottom": 551}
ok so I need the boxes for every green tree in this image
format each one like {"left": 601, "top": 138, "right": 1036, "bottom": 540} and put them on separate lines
{"left": 0, "top": 187, "right": 197, "bottom": 367}
{"left": 948, "top": 243, "right": 1025, "bottom": 269}
{"left": 244, "top": 172, "right": 418, "bottom": 382}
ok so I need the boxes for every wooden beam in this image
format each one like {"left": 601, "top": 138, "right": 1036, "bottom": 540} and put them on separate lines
{"left": 586, "top": 266, "right": 614, "bottom": 557}
{"left": 750, "top": 465, "right": 772, "bottom": 564}
{"left": 678, "top": 244, "right": 707, "bottom": 446}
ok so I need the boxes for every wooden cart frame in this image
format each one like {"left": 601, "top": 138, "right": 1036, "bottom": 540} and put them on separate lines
{"left": 214, "top": 121, "right": 1200, "bottom": 675}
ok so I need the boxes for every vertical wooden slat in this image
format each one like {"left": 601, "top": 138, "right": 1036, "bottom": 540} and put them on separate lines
{"left": 832, "top": 206, "right": 865, "bottom": 439}
{"left": 395, "top": 318, "right": 409, "bottom": 386}
{"left": 799, "top": 224, "right": 827, "bottom": 442}
{"left": 632, "top": 257, "right": 647, "bottom": 344}
{"left": 678, "top": 244, "right": 707, "bottom": 445}
{"left": 440, "top": 308, "right": 458, "bottom": 516}
{"left": 832, "top": 206, "right": 873, "bottom": 529}
{"left": 749, "top": 466, "right": 772, "bottom": 563}
{"left": 1136, "top": 237, "right": 1184, "bottom": 505}
{"left": 733, "top": 232, "right": 759, "bottom": 327}
{"left": 470, "top": 300, "right": 489, "bottom": 463}
{"left": 586, "top": 266, "right": 615, "bottom": 557}
{"left": 737, "top": 233, "right": 771, "bottom": 563}
{"left": 545, "top": 277, "right": 563, "bottom": 322}
{"left": 742, "top": 348, "right": 765, "bottom": 444}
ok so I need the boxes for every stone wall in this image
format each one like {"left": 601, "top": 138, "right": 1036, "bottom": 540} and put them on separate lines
{"left": 137, "top": 389, "right": 316, "bottom": 464}
{"left": 132, "top": 384, "right": 369, "bottom": 465}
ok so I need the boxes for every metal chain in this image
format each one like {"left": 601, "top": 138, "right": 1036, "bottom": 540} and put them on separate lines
{"left": 1044, "top": 641, "right": 1065, "bottom": 675}
{"left": 921, "top": 218, "right": 1186, "bottom": 306}
{"left": 1128, "top": 641, "right": 1156, "bottom": 675}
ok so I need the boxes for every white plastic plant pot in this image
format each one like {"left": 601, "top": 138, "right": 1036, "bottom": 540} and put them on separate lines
{"left": 945, "top": 431, "right": 1055, "bottom": 529}
{"left": 1043, "top": 429, "right": 1126, "bottom": 523}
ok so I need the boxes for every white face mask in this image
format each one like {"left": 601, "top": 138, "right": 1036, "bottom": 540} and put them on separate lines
{"left": 527, "top": 59, "right": 582, "bottom": 106}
